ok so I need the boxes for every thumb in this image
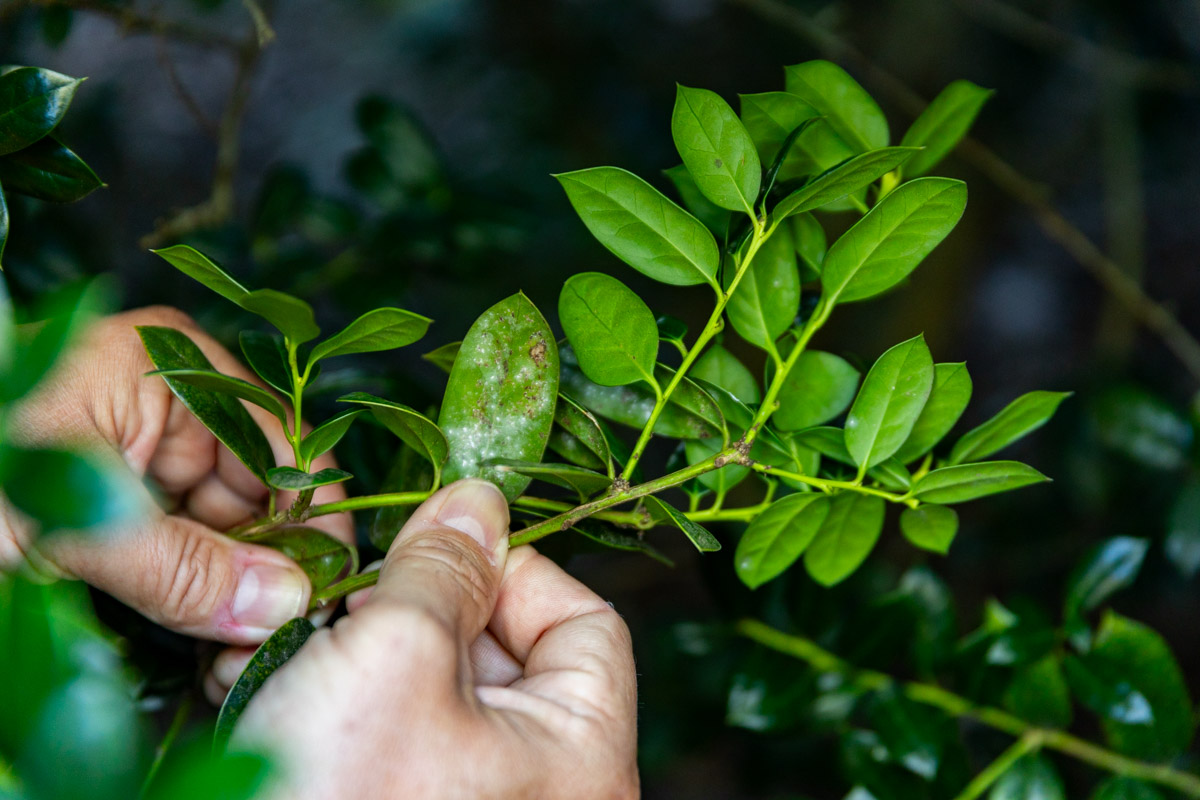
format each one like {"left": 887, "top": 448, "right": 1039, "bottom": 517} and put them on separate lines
{"left": 43, "top": 514, "right": 311, "bottom": 645}
{"left": 364, "top": 479, "right": 509, "bottom": 648}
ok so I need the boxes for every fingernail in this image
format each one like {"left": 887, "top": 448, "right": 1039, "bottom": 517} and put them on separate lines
{"left": 435, "top": 479, "right": 509, "bottom": 559}
{"left": 232, "top": 563, "right": 307, "bottom": 629}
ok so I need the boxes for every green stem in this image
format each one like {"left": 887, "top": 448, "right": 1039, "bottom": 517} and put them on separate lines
{"left": 513, "top": 496, "right": 644, "bottom": 527}
{"left": 286, "top": 342, "right": 305, "bottom": 470}
{"left": 952, "top": 733, "right": 1044, "bottom": 800}
{"left": 622, "top": 220, "right": 770, "bottom": 480}
{"left": 736, "top": 619, "right": 1200, "bottom": 798}
{"left": 746, "top": 298, "right": 832, "bottom": 445}
{"left": 311, "top": 569, "right": 379, "bottom": 607}
{"left": 138, "top": 692, "right": 194, "bottom": 799}
{"left": 306, "top": 490, "right": 433, "bottom": 518}
{"left": 747, "top": 463, "right": 914, "bottom": 505}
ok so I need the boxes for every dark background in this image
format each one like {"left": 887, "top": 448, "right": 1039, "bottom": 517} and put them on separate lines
{"left": 2, "top": 1, "right": 1199, "bottom": 796}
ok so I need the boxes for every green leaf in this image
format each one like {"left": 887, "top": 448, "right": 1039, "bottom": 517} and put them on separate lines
{"left": 253, "top": 524, "right": 352, "bottom": 592}
{"left": 485, "top": 458, "right": 611, "bottom": 500}
{"left": 559, "top": 272, "right": 658, "bottom": 387}
{"left": 339, "top": 392, "right": 448, "bottom": 476}
{"left": 791, "top": 425, "right": 854, "bottom": 464}
{"left": 556, "top": 166, "right": 719, "bottom": 287}
{"left": 239, "top": 289, "right": 320, "bottom": 345}
{"left": 864, "top": 690, "right": 944, "bottom": 780}
{"left": 239, "top": 331, "right": 292, "bottom": 394}
{"left": 1064, "top": 537, "right": 1148, "bottom": 623}
{"left": 893, "top": 362, "right": 972, "bottom": 463}
{"left": 900, "top": 80, "right": 992, "bottom": 178}
{"left": 547, "top": 394, "right": 611, "bottom": 473}
{"left": 264, "top": 466, "right": 352, "bottom": 492}
{"left": 791, "top": 212, "right": 826, "bottom": 279}
{"left": 215, "top": 618, "right": 315, "bottom": 752}
{"left": 739, "top": 91, "right": 819, "bottom": 173}
{"left": 141, "top": 741, "right": 273, "bottom": 800}
{"left": 299, "top": 409, "right": 361, "bottom": 464}
{"left": 691, "top": 344, "right": 760, "bottom": 404}
{"left": 771, "top": 147, "right": 918, "bottom": 221}
{"left": 1091, "top": 778, "right": 1166, "bottom": 800}
{"left": 726, "top": 221, "right": 799, "bottom": 351}
{"left": 988, "top": 755, "right": 1064, "bottom": 800}
{"left": 1166, "top": 478, "right": 1200, "bottom": 578}
{"left": 822, "top": 178, "right": 967, "bottom": 305}
{"left": 438, "top": 293, "right": 559, "bottom": 500}
{"left": 574, "top": 523, "right": 673, "bottom": 567}
{"left": 40, "top": 7, "right": 73, "bottom": 47}
{"left": 560, "top": 348, "right": 724, "bottom": 440}
{"left": 949, "top": 391, "right": 1071, "bottom": 465}
{"left": 685, "top": 436, "right": 747, "bottom": 493}
{"left": 645, "top": 495, "right": 721, "bottom": 552}
{"left": 664, "top": 163, "right": 730, "bottom": 235}
{"left": 1004, "top": 654, "right": 1072, "bottom": 728}
{"left": 784, "top": 60, "right": 889, "bottom": 153}
{"left": 422, "top": 340, "right": 460, "bottom": 374}
{"left": 308, "top": 307, "right": 431, "bottom": 363}
{"left": 804, "top": 493, "right": 885, "bottom": 586}
{"left": 0, "top": 67, "right": 81, "bottom": 156}
{"left": 913, "top": 461, "right": 1048, "bottom": 504}
{"left": 1069, "top": 611, "right": 1195, "bottom": 760}
{"left": 672, "top": 85, "right": 761, "bottom": 214}
{"left": 774, "top": 350, "right": 860, "bottom": 431}
{"left": 137, "top": 326, "right": 275, "bottom": 483}
{"left": 153, "top": 244, "right": 249, "bottom": 303}
{"left": 845, "top": 335, "right": 934, "bottom": 470}
{"left": 656, "top": 315, "right": 688, "bottom": 347}
{"left": 735, "top": 493, "right": 830, "bottom": 589}
{"left": 0, "top": 446, "right": 143, "bottom": 531}
{"left": 370, "top": 443, "right": 434, "bottom": 552}
{"left": 0, "top": 178, "right": 8, "bottom": 268}
{"left": 0, "top": 136, "right": 102, "bottom": 203}
{"left": 1090, "top": 385, "right": 1192, "bottom": 470}
{"left": 899, "top": 505, "right": 958, "bottom": 555}
{"left": 148, "top": 368, "right": 288, "bottom": 430}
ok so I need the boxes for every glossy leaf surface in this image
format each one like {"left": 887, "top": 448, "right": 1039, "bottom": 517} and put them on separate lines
{"left": 899, "top": 504, "right": 958, "bottom": 554}
{"left": 845, "top": 335, "right": 934, "bottom": 470}
{"left": 253, "top": 524, "right": 352, "bottom": 591}
{"left": 645, "top": 496, "right": 721, "bottom": 552}
{"left": 804, "top": 493, "right": 885, "bottom": 586}
{"left": 0, "top": 67, "right": 81, "bottom": 155}
{"left": 726, "top": 221, "right": 799, "bottom": 351}
{"left": 0, "top": 136, "right": 102, "bottom": 202}
{"left": 771, "top": 146, "right": 917, "bottom": 220}
{"left": 486, "top": 458, "right": 611, "bottom": 500}
{"left": 692, "top": 344, "right": 760, "bottom": 404}
{"left": 988, "top": 755, "right": 1064, "bottom": 800}
{"left": 663, "top": 163, "right": 729, "bottom": 234}
{"left": 239, "top": 289, "right": 320, "bottom": 345}
{"left": 299, "top": 409, "right": 362, "bottom": 464}
{"left": 949, "top": 390, "right": 1071, "bottom": 465}
{"left": 913, "top": 461, "right": 1048, "bottom": 504}
{"left": 309, "top": 307, "right": 430, "bottom": 363}
{"left": 784, "top": 60, "right": 889, "bottom": 153}
{"left": 774, "top": 350, "right": 860, "bottom": 431}
{"left": 153, "top": 244, "right": 248, "bottom": 303}
{"left": 1063, "top": 537, "right": 1148, "bottom": 623}
{"left": 264, "top": 467, "right": 352, "bottom": 492}
{"left": 736, "top": 493, "right": 830, "bottom": 588}
{"left": 239, "top": 331, "right": 292, "bottom": 395}
{"left": 672, "top": 85, "right": 760, "bottom": 213}
{"left": 148, "top": 368, "right": 288, "bottom": 427}
{"left": 547, "top": 394, "right": 611, "bottom": 473}
{"left": 893, "top": 362, "right": 972, "bottom": 463}
{"left": 900, "top": 80, "right": 992, "bottom": 178}
{"left": 340, "top": 392, "right": 448, "bottom": 473}
{"left": 559, "top": 272, "right": 658, "bottom": 386}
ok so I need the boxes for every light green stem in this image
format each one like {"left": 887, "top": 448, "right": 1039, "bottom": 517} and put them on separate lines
{"left": 306, "top": 490, "right": 433, "bottom": 517}
{"left": 747, "top": 463, "right": 915, "bottom": 505}
{"left": 736, "top": 619, "right": 1200, "bottom": 798}
{"left": 138, "top": 692, "right": 194, "bottom": 799}
{"left": 952, "top": 733, "right": 1044, "bottom": 800}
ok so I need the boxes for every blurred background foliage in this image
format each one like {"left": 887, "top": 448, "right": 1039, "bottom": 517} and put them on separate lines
{"left": 2, "top": 0, "right": 1200, "bottom": 797}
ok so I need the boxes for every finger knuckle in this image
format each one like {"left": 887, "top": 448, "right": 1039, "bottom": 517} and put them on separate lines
{"left": 128, "top": 305, "right": 196, "bottom": 330}
{"left": 394, "top": 530, "right": 496, "bottom": 613}
{"left": 153, "top": 533, "right": 232, "bottom": 627}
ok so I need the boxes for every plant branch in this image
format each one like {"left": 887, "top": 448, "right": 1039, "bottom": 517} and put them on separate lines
{"left": 22, "top": 0, "right": 243, "bottom": 49}
{"left": 952, "top": 732, "right": 1044, "bottom": 800}
{"left": 747, "top": 462, "right": 914, "bottom": 505}
{"left": 737, "top": 619, "right": 1200, "bottom": 798}
{"left": 138, "top": 691, "right": 194, "bottom": 799}
{"left": 305, "top": 490, "right": 433, "bottom": 518}
{"left": 725, "top": 0, "right": 1200, "bottom": 385}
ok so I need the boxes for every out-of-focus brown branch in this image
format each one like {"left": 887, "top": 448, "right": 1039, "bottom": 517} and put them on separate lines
{"left": 20, "top": 0, "right": 242, "bottom": 50}
{"left": 953, "top": 0, "right": 1197, "bottom": 95}
{"left": 727, "top": 0, "right": 1200, "bottom": 384}
{"left": 154, "top": 38, "right": 218, "bottom": 138}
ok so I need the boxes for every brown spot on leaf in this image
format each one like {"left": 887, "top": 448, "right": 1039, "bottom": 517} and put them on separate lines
{"left": 714, "top": 158, "right": 723, "bottom": 168}
{"left": 529, "top": 339, "right": 548, "bottom": 366}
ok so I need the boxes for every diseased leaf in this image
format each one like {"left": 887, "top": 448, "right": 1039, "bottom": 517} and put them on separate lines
{"left": 0, "top": 446, "right": 144, "bottom": 532}
{"left": 264, "top": 466, "right": 352, "bottom": 492}
{"left": 988, "top": 755, "right": 1064, "bottom": 800}
{"left": 215, "top": 618, "right": 315, "bottom": 751}
{"left": 422, "top": 340, "right": 460, "bottom": 374}
{"left": 784, "top": 60, "right": 889, "bottom": 153}
{"left": 913, "top": 461, "right": 1048, "bottom": 504}
{"left": 556, "top": 166, "right": 719, "bottom": 287}
{"left": 735, "top": 493, "right": 830, "bottom": 588}
{"left": 339, "top": 392, "right": 448, "bottom": 477}
{"left": 899, "top": 504, "right": 958, "bottom": 554}
{"left": 645, "top": 495, "right": 721, "bottom": 552}
{"left": 774, "top": 350, "right": 860, "bottom": 431}
{"left": 486, "top": 458, "right": 611, "bottom": 501}
{"left": 309, "top": 307, "right": 430, "bottom": 363}
{"left": 771, "top": 147, "right": 918, "bottom": 221}
{"left": 560, "top": 348, "right": 724, "bottom": 439}
{"left": 239, "top": 289, "right": 320, "bottom": 345}
{"left": 239, "top": 331, "right": 292, "bottom": 394}
{"left": 822, "top": 178, "right": 967, "bottom": 305}
{"left": 137, "top": 326, "right": 275, "bottom": 483}
{"left": 804, "top": 493, "right": 885, "bottom": 586}
{"left": 0, "top": 67, "right": 81, "bottom": 156}
{"left": 299, "top": 410, "right": 362, "bottom": 464}
{"left": 438, "top": 294, "right": 559, "bottom": 500}
{"left": 900, "top": 80, "right": 992, "bottom": 178}
{"left": 251, "top": 524, "right": 352, "bottom": 592}
{"left": 949, "top": 391, "right": 1071, "bottom": 465}
{"left": 147, "top": 369, "right": 288, "bottom": 428}
{"left": 894, "top": 362, "right": 972, "bottom": 464}
{"left": 1064, "top": 537, "right": 1148, "bottom": 623}
{"left": 672, "top": 85, "right": 761, "bottom": 213}
{"left": 547, "top": 394, "right": 611, "bottom": 473}
{"left": 1004, "top": 655, "right": 1072, "bottom": 729}
{"left": 664, "top": 163, "right": 729, "bottom": 235}
{"left": 153, "top": 244, "right": 248, "bottom": 304}
{"left": 559, "top": 272, "right": 658, "bottom": 387}
{"left": 726, "top": 221, "right": 799, "bottom": 352}
{"left": 692, "top": 344, "right": 760, "bottom": 404}
{"left": 0, "top": 136, "right": 102, "bottom": 203}
{"left": 845, "top": 335, "right": 934, "bottom": 470}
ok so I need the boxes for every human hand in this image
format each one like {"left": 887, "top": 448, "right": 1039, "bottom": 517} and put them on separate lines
{"left": 0, "top": 306, "right": 353, "bottom": 644}
{"left": 232, "top": 479, "right": 640, "bottom": 799}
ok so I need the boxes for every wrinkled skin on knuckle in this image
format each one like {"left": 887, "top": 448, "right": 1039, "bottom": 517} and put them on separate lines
{"left": 148, "top": 532, "right": 232, "bottom": 629}
{"left": 388, "top": 526, "right": 500, "bottom": 624}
